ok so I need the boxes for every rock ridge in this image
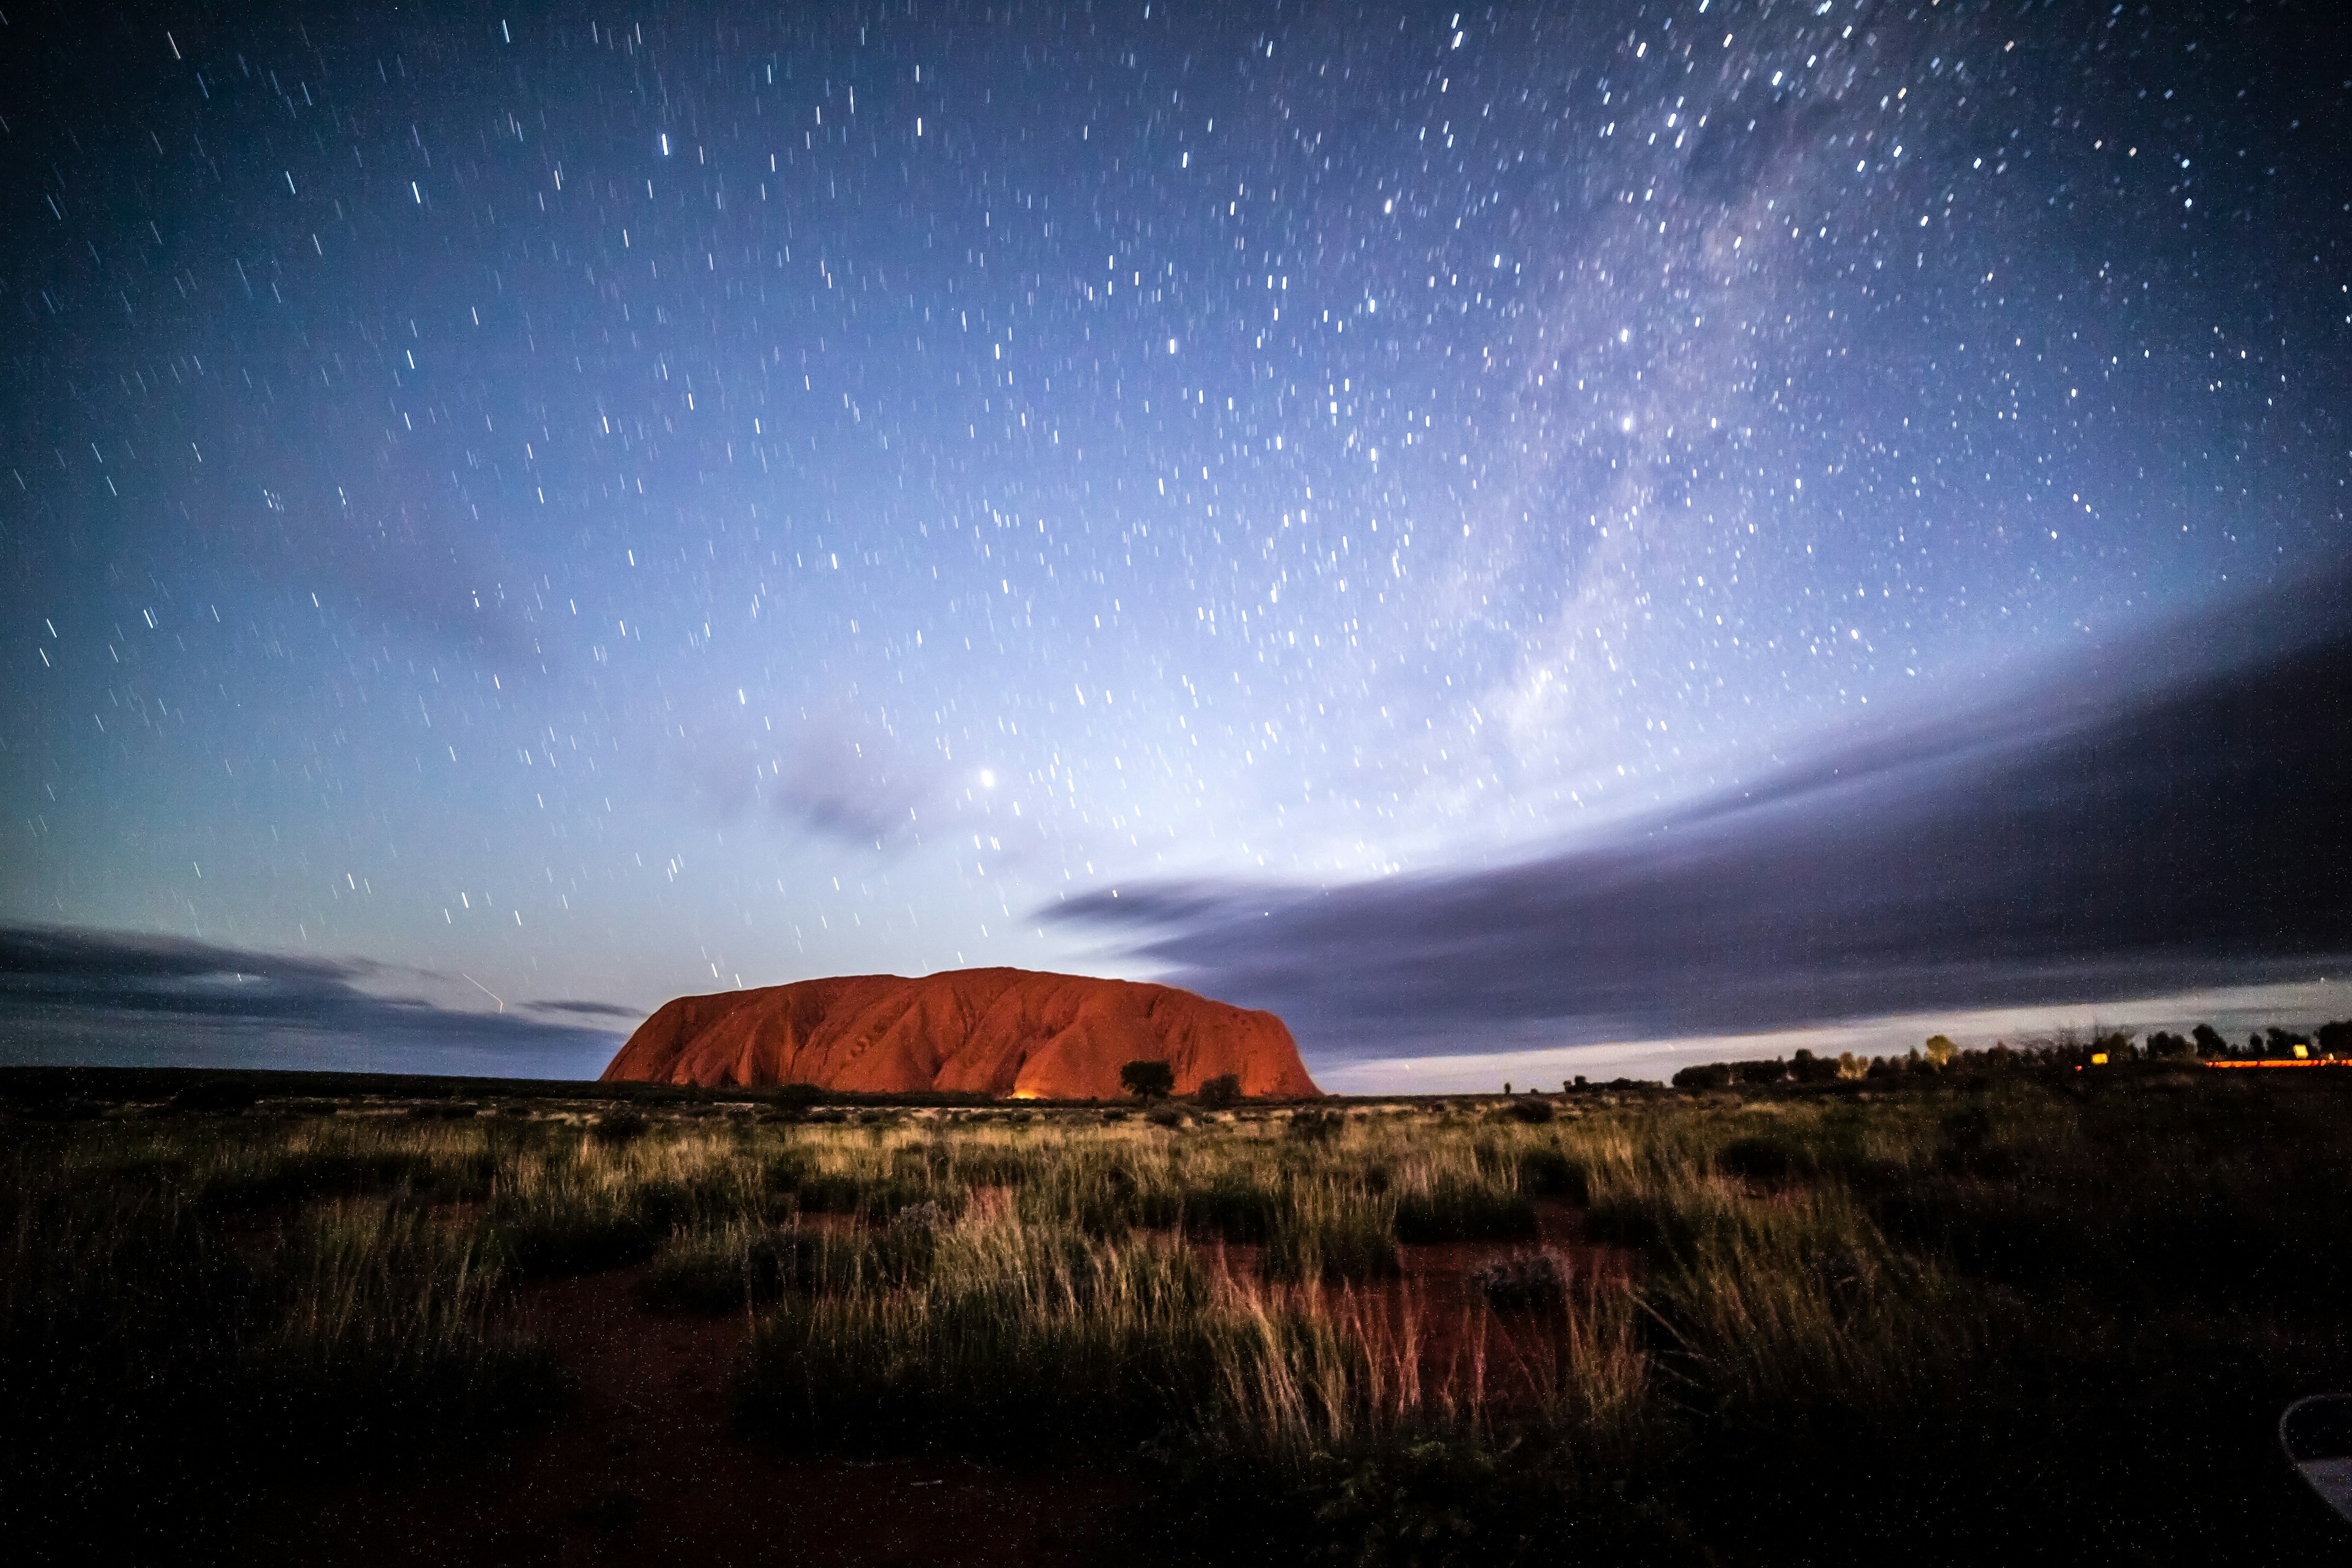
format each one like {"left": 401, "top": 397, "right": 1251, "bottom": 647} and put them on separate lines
{"left": 598, "top": 967, "right": 1319, "bottom": 1100}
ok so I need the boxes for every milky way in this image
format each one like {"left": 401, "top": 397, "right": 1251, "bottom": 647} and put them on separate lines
{"left": 5, "top": 2, "right": 2346, "bottom": 1076}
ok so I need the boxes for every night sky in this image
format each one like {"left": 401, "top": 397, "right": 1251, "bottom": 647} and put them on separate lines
{"left": 4, "top": 1, "right": 2347, "bottom": 1083}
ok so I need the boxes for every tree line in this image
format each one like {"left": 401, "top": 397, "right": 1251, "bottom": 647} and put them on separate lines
{"left": 1670, "top": 1019, "right": 2352, "bottom": 1089}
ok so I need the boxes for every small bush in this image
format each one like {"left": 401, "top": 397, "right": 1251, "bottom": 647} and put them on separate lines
{"left": 639, "top": 1224, "right": 827, "bottom": 1312}
{"left": 1505, "top": 1097, "right": 1556, "bottom": 1125}
{"left": 1145, "top": 1104, "right": 1188, "bottom": 1129}
{"left": 1718, "top": 1134, "right": 1809, "bottom": 1186}
{"left": 1286, "top": 1109, "right": 1344, "bottom": 1143}
{"left": 1471, "top": 1250, "right": 1570, "bottom": 1310}
{"left": 1581, "top": 1194, "right": 1675, "bottom": 1253}
{"left": 1394, "top": 1180, "right": 1538, "bottom": 1244}
{"left": 1183, "top": 1177, "right": 1283, "bottom": 1243}
{"left": 790, "top": 1172, "right": 868, "bottom": 1212}
{"left": 1516, "top": 1147, "right": 1591, "bottom": 1202}
{"left": 1193, "top": 1073, "right": 1243, "bottom": 1110}
{"left": 589, "top": 1109, "right": 649, "bottom": 1145}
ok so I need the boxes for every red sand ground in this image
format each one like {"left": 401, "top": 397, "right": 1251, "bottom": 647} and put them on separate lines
{"left": 244, "top": 1266, "right": 1152, "bottom": 1567}
{"left": 242, "top": 1199, "right": 1629, "bottom": 1563}
{"left": 1197, "top": 1196, "right": 1637, "bottom": 1411}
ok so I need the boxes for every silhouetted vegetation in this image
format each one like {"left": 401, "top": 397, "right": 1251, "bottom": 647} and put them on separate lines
{"left": 1119, "top": 1059, "right": 1176, "bottom": 1100}
{"left": 1192, "top": 1072, "right": 1243, "bottom": 1110}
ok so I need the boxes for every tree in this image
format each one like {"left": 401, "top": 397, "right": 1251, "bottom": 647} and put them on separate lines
{"left": 2319, "top": 1020, "right": 2352, "bottom": 1059}
{"left": 1791, "top": 1049, "right": 1841, "bottom": 1084}
{"left": 1118, "top": 1060, "right": 1175, "bottom": 1101}
{"left": 2192, "top": 1023, "right": 2227, "bottom": 1058}
{"left": 1924, "top": 1035, "right": 1958, "bottom": 1069}
{"left": 2266, "top": 1027, "right": 2312, "bottom": 1058}
{"left": 1193, "top": 1072, "right": 1242, "bottom": 1110}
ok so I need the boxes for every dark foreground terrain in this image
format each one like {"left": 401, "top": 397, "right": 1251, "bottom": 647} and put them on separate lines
{"left": 4, "top": 1062, "right": 2350, "bottom": 1564}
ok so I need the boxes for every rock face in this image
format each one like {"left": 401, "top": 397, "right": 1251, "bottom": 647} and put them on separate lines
{"left": 598, "top": 967, "right": 1320, "bottom": 1100}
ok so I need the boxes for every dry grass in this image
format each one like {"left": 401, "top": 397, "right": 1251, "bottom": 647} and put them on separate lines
{"left": 9, "top": 1072, "right": 2352, "bottom": 1564}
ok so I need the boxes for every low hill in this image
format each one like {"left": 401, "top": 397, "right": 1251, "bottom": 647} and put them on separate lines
{"left": 598, "top": 967, "right": 1319, "bottom": 1100}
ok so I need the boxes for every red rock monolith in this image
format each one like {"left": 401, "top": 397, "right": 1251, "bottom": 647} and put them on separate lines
{"left": 598, "top": 967, "right": 1319, "bottom": 1100}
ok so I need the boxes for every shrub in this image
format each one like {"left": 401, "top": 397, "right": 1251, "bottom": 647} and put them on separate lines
{"left": 1718, "top": 1134, "right": 1809, "bottom": 1186}
{"left": 1505, "top": 1097, "right": 1556, "bottom": 1125}
{"left": 495, "top": 1203, "right": 659, "bottom": 1277}
{"left": 589, "top": 1109, "right": 649, "bottom": 1145}
{"left": 1790, "top": 1049, "right": 1842, "bottom": 1084}
{"left": 1193, "top": 1073, "right": 1243, "bottom": 1110}
{"left": 790, "top": 1172, "right": 869, "bottom": 1212}
{"left": 1515, "top": 1147, "right": 1591, "bottom": 1202}
{"left": 1394, "top": 1179, "right": 1538, "bottom": 1244}
{"left": 1145, "top": 1103, "right": 1188, "bottom": 1129}
{"left": 1582, "top": 1193, "right": 1674, "bottom": 1253}
{"left": 1287, "top": 1109, "right": 1344, "bottom": 1143}
{"left": 1471, "top": 1250, "right": 1570, "bottom": 1310}
{"left": 1673, "top": 1063, "right": 1735, "bottom": 1091}
{"left": 1121, "top": 1060, "right": 1177, "bottom": 1101}
{"left": 640, "top": 1224, "right": 827, "bottom": 1312}
{"left": 1183, "top": 1177, "right": 1282, "bottom": 1243}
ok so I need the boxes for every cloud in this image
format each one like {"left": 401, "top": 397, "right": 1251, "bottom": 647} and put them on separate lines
{"left": 678, "top": 704, "right": 940, "bottom": 850}
{"left": 1055, "top": 576, "right": 2352, "bottom": 1064}
{"left": 525, "top": 998, "right": 645, "bottom": 1020}
{"left": 0, "top": 925, "right": 624, "bottom": 1078}
{"left": 767, "top": 719, "right": 936, "bottom": 845}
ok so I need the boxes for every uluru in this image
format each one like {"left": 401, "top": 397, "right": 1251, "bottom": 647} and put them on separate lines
{"left": 599, "top": 967, "right": 1321, "bottom": 1100}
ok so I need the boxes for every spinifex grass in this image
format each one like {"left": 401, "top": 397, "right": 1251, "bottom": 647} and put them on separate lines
{"left": 9, "top": 1072, "right": 2352, "bottom": 1565}
{"left": 1, "top": 1119, "right": 558, "bottom": 1561}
